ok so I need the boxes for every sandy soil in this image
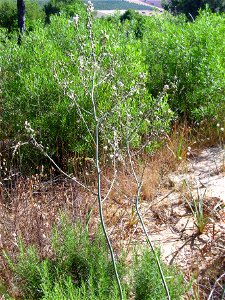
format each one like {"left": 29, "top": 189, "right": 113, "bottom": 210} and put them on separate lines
{"left": 126, "top": 146, "right": 225, "bottom": 297}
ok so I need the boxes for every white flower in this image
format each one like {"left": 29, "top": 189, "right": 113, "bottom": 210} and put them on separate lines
{"left": 73, "top": 14, "right": 79, "bottom": 26}
{"left": 25, "top": 120, "right": 34, "bottom": 134}
{"left": 87, "top": 1, "right": 94, "bottom": 12}
{"left": 101, "top": 30, "right": 109, "bottom": 40}
{"left": 139, "top": 73, "right": 145, "bottom": 79}
{"left": 221, "top": 127, "right": 224, "bottom": 132}
{"left": 217, "top": 123, "right": 220, "bottom": 127}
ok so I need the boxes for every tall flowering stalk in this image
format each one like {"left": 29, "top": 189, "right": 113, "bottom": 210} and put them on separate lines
{"left": 22, "top": 2, "right": 173, "bottom": 298}
{"left": 83, "top": 2, "right": 124, "bottom": 298}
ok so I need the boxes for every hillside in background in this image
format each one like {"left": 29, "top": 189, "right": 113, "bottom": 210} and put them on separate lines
{"left": 38, "top": 0, "right": 49, "bottom": 6}
{"left": 39, "top": 0, "right": 155, "bottom": 10}
{"left": 85, "top": 0, "right": 153, "bottom": 10}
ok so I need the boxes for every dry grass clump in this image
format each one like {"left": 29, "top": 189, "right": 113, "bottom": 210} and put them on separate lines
{"left": 187, "top": 222, "right": 225, "bottom": 299}
{"left": 0, "top": 176, "right": 98, "bottom": 294}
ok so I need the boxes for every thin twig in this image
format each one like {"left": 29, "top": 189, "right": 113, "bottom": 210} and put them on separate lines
{"left": 67, "top": 91, "right": 96, "bottom": 145}
{"left": 29, "top": 137, "right": 96, "bottom": 195}
{"left": 127, "top": 140, "right": 171, "bottom": 300}
{"left": 87, "top": 4, "right": 123, "bottom": 295}
{"left": 207, "top": 272, "right": 225, "bottom": 300}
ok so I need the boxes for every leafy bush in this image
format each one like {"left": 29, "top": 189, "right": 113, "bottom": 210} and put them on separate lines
{"left": 144, "top": 10, "right": 225, "bottom": 121}
{"left": 0, "top": 0, "right": 17, "bottom": 33}
{"left": 3, "top": 218, "right": 187, "bottom": 299}
{"left": 120, "top": 9, "right": 146, "bottom": 38}
{"left": 1, "top": 6, "right": 224, "bottom": 174}
{"left": 0, "top": 0, "right": 44, "bottom": 33}
{"left": 0, "top": 10, "right": 172, "bottom": 171}
{"left": 134, "top": 248, "right": 186, "bottom": 300}
{"left": 4, "top": 219, "right": 127, "bottom": 299}
{"left": 25, "top": 0, "right": 45, "bottom": 30}
{"left": 44, "top": 0, "right": 86, "bottom": 23}
{"left": 162, "top": 0, "right": 225, "bottom": 19}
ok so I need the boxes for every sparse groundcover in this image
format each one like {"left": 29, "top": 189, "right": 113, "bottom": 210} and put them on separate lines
{"left": 0, "top": 133, "right": 225, "bottom": 299}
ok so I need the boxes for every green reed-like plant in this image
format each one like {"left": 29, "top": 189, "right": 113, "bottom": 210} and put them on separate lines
{"left": 134, "top": 248, "right": 187, "bottom": 300}
{"left": 184, "top": 184, "right": 208, "bottom": 234}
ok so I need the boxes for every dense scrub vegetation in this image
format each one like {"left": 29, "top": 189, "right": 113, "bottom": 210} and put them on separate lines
{"left": 2, "top": 218, "right": 186, "bottom": 299}
{"left": 0, "top": 2, "right": 225, "bottom": 299}
{"left": 0, "top": 6, "right": 224, "bottom": 170}
{"left": 162, "top": 0, "right": 225, "bottom": 19}
{"left": 144, "top": 10, "right": 225, "bottom": 121}
{"left": 0, "top": 0, "right": 45, "bottom": 33}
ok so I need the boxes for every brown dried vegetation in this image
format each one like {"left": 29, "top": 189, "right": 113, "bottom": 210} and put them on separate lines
{"left": 0, "top": 123, "right": 225, "bottom": 299}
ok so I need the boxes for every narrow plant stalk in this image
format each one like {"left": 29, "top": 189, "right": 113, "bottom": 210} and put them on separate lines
{"left": 86, "top": 2, "right": 123, "bottom": 295}
{"left": 207, "top": 272, "right": 225, "bottom": 300}
{"left": 135, "top": 185, "right": 171, "bottom": 300}
{"left": 127, "top": 142, "right": 171, "bottom": 300}
{"left": 95, "top": 123, "right": 123, "bottom": 300}
{"left": 28, "top": 137, "right": 96, "bottom": 195}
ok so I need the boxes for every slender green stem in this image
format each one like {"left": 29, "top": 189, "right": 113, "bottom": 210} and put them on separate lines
{"left": 89, "top": 57, "right": 123, "bottom": 300}
{"left": 127, "top": 142, "right": 171, "bottom": 300}
{"left": 86, "top": 4, "right": 123, "bottom": 296}
{"left": 95, "top": 123, "right": 124, "bottom": 300}
{"left": 135, "top": 186, "right": 171, "bottom": 300}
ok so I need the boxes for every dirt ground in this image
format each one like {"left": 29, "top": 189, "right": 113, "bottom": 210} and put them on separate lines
{"left": 0, "top": 144, "right": 224, "bottom": 298}
{"left": 108, "top": 146, "right": 225, "bottom": 298}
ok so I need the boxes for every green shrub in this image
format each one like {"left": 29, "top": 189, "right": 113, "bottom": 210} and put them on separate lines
{"left": 144, "top": 10, "right": 225, "bottom": 122}
{"left": 25, "top": 0, "right": 45, "bottom": 31}
{"left": 133, "top": 248, "right": 186, "bottom": 300}
{"left": 3, "top": 218, "right": 187, "bottom": 299}
{"left": 162, "top": 0, "right": 225, "bottom": 19}
{"left": 0, "top": 11, "right": 172, "bottom": 172}
{"left": 0, "top": 0, "right": 17, "bottom": 33}
{"left": 44, "top": 0, "right": 86, "bottom": 23}
{"left": 0, "top": 0, "right": 44, "bottom": 33}
{"left": 4, "top": 219, "right": 128, "bottom": 299}
{"left": 120, "top": 9, "right": 146, "bottom": 39}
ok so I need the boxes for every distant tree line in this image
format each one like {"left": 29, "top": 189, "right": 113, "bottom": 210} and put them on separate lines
{"left": 162, "top": 0, "right": 225, "bottom": 19}
{"left": 0, "top": 0, "right": 44, "bottom": 33}
{"left": 1, "top": 0, "right": 225, "bottom": 40}
{"left": 0, "top": 0, "right": 85, "bottom": 35}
